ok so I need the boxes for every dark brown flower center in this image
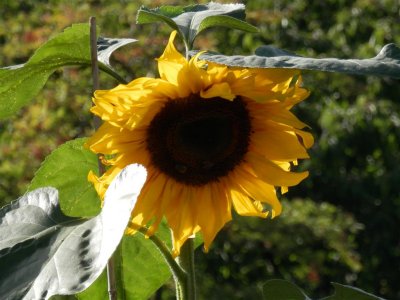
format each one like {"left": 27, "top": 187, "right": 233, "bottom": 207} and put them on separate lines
{"left": 146, "top": 94, "right": 251, "bottom": 186}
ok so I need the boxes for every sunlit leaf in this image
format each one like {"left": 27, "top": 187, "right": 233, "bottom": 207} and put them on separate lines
{"left": 29, "top": 138, "right": 100, "bottom": 218}
{"left": 137, "top": 3, "right": 256, "bottom": 48}
{"left": 117, "top": 222, "right": 174, "bottom": 299}
{"left": 0, "top": 24, "right": 89, "bottom": 119}
{"left": 0, "top": 164, "right": 147, "bottom": 300}
{"left": 197, "top": 15, "right": 258, "bottom": 36}
{"left": 194, "top": 43, "right": 400, "bottom": 78}
{"left": 78, "top": 221, "right": 197, "bottom": 300}
{"left": 76, "top": 228, "right": 173, "bottom": 300}
{"left": 322, "top": 283, "right": 386, "bottom": 300}
{"left": 0, "top": 24, "right": 134, "bottom": 119}
{"left": 28, "top": 138, "right": 203, "bottom": 299}
{"left": 262, "top": 279, "right": 311, "bottom": 300}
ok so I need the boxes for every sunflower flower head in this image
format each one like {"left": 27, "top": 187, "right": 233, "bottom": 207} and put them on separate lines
{"left": 86, "top": 31, "right": 313, "bottom": 257}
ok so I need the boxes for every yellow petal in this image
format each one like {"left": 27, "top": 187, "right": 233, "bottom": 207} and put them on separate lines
{"left": 85, "top": 124, "right": 147, "bottom": 155}
{"left": 230, "top": 166, "right": 282, "bottom": 217}
{"left": 283, "top": 86, "right": 310, "bottom": 109}
{"left": 196, "top": 183, "right": 232, "bottom": 252}
{"left": 92, "top": 80, "right": 169, "bottom": 130}
{"left": 294, "top": 128, "right": 314, "bottom": 149}
{"left": 260, "top": 105, "right": 309, "bottom": 129}
{"left": 250, "top": 127, "right": 310, "bottom": 161}
{"left": 247, "top": 151, "right": 309, "bottom": 187}
{"left": 171, "top": 187, "right": 198, "bottom": 239}
{"left": 161, "top": 181, "right": 200, "bottom": 256}
{"left": 130, "top": 169, "right": 166, "bottom": 227}
{"left": 231, "top": 190, "right": 268, "bottom": 217}
{"left": 200, "top": 82, "right": 235, "bottom": 100}
{"left": 201, "top": 62, "right": 230, "bottom": 87}
{"left": 281, "top": 186, "right": 289, "bottom": 195}
{"left": 252, "top": 68, "right": 298, "bottom": 87}
{"left": 157, "top": 31, "right": 187, "bottom": 85}
{"left": 88, "top": 164, "right": 124, "bottom": 201}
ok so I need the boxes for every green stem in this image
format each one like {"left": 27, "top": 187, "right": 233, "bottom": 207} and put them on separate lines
{"left": 99, "top": 63, "right": 128, "bottom": 84}
{"left": 136, "top": 227, "right": 197, "bottom": 300}
{"left": 176, "top": 238, "right": 197, "bottom": 300}
{"left": 136, "top": 227, "right": 186, "bottom": 283}
{"left": 184, "top": 40, "right": 190, "bottom": 61}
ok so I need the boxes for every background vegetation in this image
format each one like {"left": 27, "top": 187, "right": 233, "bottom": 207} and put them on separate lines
{"left": 0, "top": 0, "right": 399, "bottom": 299}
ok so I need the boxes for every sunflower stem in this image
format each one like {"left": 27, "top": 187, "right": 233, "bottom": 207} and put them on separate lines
{"left": 90, "top": 16, "right": 116, "bottom": 300}
{"left": 99, "top": 63, "right": 128, "bottom": 84}
{"left": 136, "top": 226, "right": 188, "bottom": 299}
{"left": 176, "top": 237, "right": 197, "bottom": 300}
{"left": 136, "top": 227, "right": 186, "bottom": 283}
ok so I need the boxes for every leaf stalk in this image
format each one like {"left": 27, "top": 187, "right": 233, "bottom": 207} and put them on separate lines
{"left": 176, "top": 238, "right": 197, "bottom": 300}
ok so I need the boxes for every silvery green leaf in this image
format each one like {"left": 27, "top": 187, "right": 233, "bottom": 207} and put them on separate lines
{"left": 97, "top": 36, "right": 137, "bottom": 69}
{"left": 194, "top": 43, "right": 400, "bottom": 78}
{"left": 0, "top": 164, "right": 147, "bottom": 300}
{"left": 137, "top": 3, "right": 257, "bottom": 48}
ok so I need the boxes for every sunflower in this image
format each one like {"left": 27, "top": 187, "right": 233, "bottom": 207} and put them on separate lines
{"left": 86, "top": 31, "right": 313, "bottom": 257}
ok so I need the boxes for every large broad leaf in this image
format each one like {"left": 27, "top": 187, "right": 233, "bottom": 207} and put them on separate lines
{"left": 29, "top": 138, "right": 101, "bottom": 217}
{"left": 322, "top": 283, "right": 387, "bottom": 300}
{"left": 0, "top": 24, "right": 136, "bottom": 119}
{"left": 194, "top": 43, "right": 400, "bottom": 78}
{"left": 137, "top": 3, "right": 257, "bottom": 49}
{"left": 78, "top": 216, "right": 204, "bottom": 300}
{"left": 78, "top": 222, "right": 174, "bottom": 300}
{"left": 262, "top": 279, "right": 311, "bottom": 300}
{"left": 0, "top": 24, "right": 89, "bottom": 120}
{"left": 29, "top": 138, "right": 201, "bottom": 299}
{"left": 0, "top": 164, "right": 147, "bottom": 300}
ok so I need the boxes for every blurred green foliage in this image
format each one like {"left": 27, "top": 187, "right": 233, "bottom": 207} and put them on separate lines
{"left": 195, "top": 200, "right": 363, "bottom": 299}
{"left": 0, "top": 0, "right": 399, "bottom": 299}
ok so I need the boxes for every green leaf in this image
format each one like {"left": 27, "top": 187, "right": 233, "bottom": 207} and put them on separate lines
{"left": 262, "top": 279, "right": 311, "bottom": 300}
{"left": 137, "top": 3, "right": 255, "bottom": 48}
{"left": 29, "top": 138, "right": 204, "bottom": 299}
{"left": 78, "top": 222, "right": 178, "bottom": 300}
{"left": 29, "top": 138, "right": 101, "bottom": 217}
{"left": 322, "top": 283, "right": 387, "bottom": 300}
{"left": 0, "top": 24, "right": 135, "bottom": 119}
{"left": 197, "top": 15, "right": 258, "bottom": 36}
{"left": 137, "top": 6, "right": 181, "bottom": 32}
{"left": 78, "top": 211, "right": 203, "bottom": 300}
{"left": 0, "top": 24, "right": 90, "bottom": 120}
{"left": 119, "top": 223, "right": 174, "bottom": 299}
{"left": 0, "top": 164, "right": 147, "bottom": 300}
{"left": 77, "top": 234, "right": 172, "bottom": 300}
{"left": 194, "top": 43, "right": 400, "bottom": 78}
{"left": 75, "top": 270, "right": 107, "bottom": 300}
